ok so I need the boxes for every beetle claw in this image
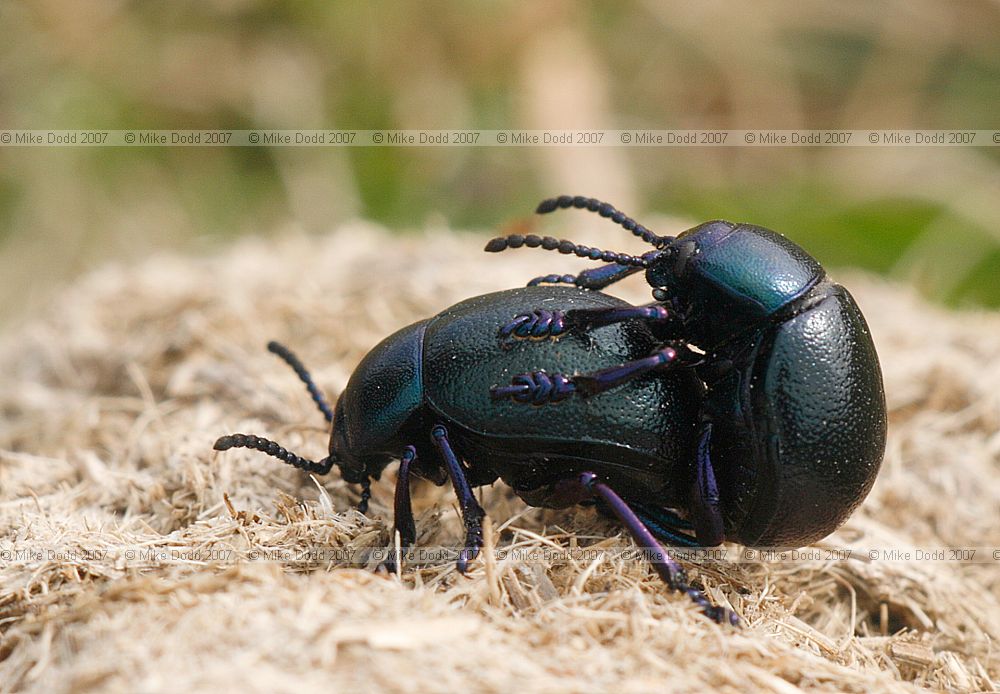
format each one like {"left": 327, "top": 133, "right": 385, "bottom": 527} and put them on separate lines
{"left": 455, "top": 543, "right": 481, "bottom": 574}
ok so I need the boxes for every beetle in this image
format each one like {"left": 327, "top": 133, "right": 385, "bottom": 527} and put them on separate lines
{"left": 213, "top": 285, "right": 740, "bottom": 624}
{"left": 485, "top": 195, "right": 887, "bottom": 550}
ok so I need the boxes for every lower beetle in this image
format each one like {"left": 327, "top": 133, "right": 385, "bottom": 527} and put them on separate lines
{"left": 213, "top": 286, "right": 739, "bottom": 624}
{"left": 486, "top": 196, "right": 887, "bottom": 549}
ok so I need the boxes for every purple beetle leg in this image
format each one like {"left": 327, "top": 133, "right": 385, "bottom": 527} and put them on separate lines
{"left": 690, "top": 424, "right": 726, "bottom": 546}
{"left": 575, "top": 262, "right": 645, "bottom": 290}
{"left": 491, "top": 346, "right": 681, "bottom": 405}
{"left": 431, "top": 425, "right": 485, "bottom": 574}
{"left": 573, "top": 472, "right": 739, "bottom": 626}
{"left": 527, "top": 262, "right": 643, "bottom": 290}
{"left": 571, "top": 345, "right": 682, "bottom": 397}
{"left": 564, "top": 304, "right": 670, "bottom": 330}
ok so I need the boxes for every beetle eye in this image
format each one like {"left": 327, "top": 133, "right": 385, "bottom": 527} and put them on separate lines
{"left": 652, "top": 288, "right": 669, "bottom": 301}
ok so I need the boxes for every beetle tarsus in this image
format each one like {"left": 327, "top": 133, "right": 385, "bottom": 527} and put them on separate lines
{"left": 498, "top": 309, "right": 568, "bottom": 341}
{"left": 357, "top": 477, "right": 372, "bottom": 514}
{"left": 490, "top": 371, "right": 576, "bottom": 405}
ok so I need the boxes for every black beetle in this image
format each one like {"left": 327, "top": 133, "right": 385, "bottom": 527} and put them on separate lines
{"left": 213, "top": 286, "right": 740, "bottom": 624}
{"left": 486, "top": 195, "right": 887, "bottom": 550}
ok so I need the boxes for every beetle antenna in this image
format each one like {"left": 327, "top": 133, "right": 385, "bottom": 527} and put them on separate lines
{"left": 214, "top": 434, "right": 336, "bottom": 475}
{"left": 484, "top": 234, "right": 652, "bottom": 268}
{"left": 267, "top": 341, "right": 334, "bottom": 424}
{"left": 535, "top": 195, "right": 672, "bottom": 248}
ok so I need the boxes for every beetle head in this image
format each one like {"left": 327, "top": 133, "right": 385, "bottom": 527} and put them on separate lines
{"left": 328, "top": 395, "right": 392, "bottom": 484}
{"left": 646, "top": 220, "right": 828, "bottom": 349}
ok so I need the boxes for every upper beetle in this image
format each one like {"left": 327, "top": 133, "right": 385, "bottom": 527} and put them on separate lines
{"left": 486, "top": 195, "right": 887, "bottom": 549}
{"left": 212, "top": 285, "right": 740, "bottom": 624}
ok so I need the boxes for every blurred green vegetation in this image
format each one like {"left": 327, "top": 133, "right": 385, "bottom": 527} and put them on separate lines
{"left": 1, "top": 1, "right": 999, "bottom": 320}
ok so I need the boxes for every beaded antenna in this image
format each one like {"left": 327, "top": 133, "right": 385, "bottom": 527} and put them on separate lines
{"left": 484, "top": 195, "right": 674, "bottom": 262}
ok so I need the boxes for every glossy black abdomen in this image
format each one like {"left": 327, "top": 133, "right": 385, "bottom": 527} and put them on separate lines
{"left": 736, "top": 283, "right": 887, "bottom": 546}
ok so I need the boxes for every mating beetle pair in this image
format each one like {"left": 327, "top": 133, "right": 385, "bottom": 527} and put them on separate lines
{"left": 213, "top": 195, "right": 886, "bottom": 625}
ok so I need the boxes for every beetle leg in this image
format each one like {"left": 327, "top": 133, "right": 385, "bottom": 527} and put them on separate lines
{"left": 628, "top": 502, "right": 701, "bottom": 547}
{"left": 565, "top": 305, "right": 669, "bottom": 330}
{"left": 491, "top": 345, "right": 683, "bottom": 404}
{"left": 393, "top": 446, "right": 417, "bottom": 549}
{"left": 381, "top": 446, "right": 417, "bottom": 574}
{"left": 690, "top": 423, "right": 726, "bottom": 546}
{"left": 526, "top": 262, "right": 643, "bottom": 290}
{"left": 568, "top": 472, "right": 739, "bottom": 625}
{"left": 430, "top": 425, "right": 486, "bottom": 573}
{"left": 499, "top": 305, "right": 669, "bottom": 342}
{"left": 572, "top": 345, "right": 682, "bottom": 396}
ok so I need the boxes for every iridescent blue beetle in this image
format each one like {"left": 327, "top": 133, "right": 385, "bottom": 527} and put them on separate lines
{"left": 486, "top": 195, "right": 887, "bottom": 549}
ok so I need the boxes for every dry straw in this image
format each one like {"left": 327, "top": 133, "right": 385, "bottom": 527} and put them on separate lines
{"left": 1, "top": 223, "right": 998, "bottom": 692}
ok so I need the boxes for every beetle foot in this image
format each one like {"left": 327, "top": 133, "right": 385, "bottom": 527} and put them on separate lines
{"left": 490, "top": 371, "right": 576, "bottom": 405}
{"left": 456, "top": 529, "right": 484, "bottom": 574}
{"left": 357, "top": 477, "right": 372, "bottom": 514}
{"left": 456, "top": 503, "right": 485, "bottom": 574}
{"left": 498, "top": 309, "right": 568, "bottom": 341}
{"left": 689, "top": 591, "right": 741, "bottom": 627}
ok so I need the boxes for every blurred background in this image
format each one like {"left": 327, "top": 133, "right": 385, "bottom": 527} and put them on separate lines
{"left": 1, "top": 0, "right": 999, "bottom": 323}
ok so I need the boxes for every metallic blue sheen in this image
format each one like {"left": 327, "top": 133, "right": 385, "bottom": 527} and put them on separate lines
{"left": 337, "top": 321, "right": 425, "bottom": 455}
{"left": 692, "top": 225, "right": 823, "bottom": 315}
